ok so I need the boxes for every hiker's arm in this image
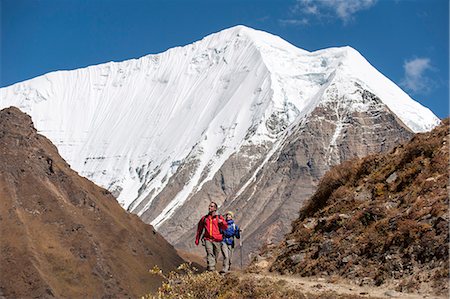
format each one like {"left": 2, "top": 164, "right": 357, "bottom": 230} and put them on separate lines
{"left": 219, "top": 216, "right": 228, "bottom": 230}
{"left": 195, "top": 218, "right": 204, "bottom": 245}
{"left": 235, "top": 226, "right": 240, "bottom": 239}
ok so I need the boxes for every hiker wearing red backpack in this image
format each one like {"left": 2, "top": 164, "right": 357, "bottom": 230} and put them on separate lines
{"left": 195, "top": 202, "right": 228, "bottom": 271}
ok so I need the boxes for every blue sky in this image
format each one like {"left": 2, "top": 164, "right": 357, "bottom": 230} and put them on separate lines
{"left": 2, "top": 0, "right": 448, "bottom": 118}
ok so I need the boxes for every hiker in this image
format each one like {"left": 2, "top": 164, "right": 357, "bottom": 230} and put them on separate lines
{"left": 220, "top": 211, "right": 240, "bottom": 273}
{"left": 195, "top": 202, "right": 228, "bottom": 271}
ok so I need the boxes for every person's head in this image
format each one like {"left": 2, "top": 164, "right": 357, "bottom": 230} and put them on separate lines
{"left": 225, "top": 211, "right": 233, "bottom": 220}
{"left": 208, "top": 202, "right": 218, "bottom": 214}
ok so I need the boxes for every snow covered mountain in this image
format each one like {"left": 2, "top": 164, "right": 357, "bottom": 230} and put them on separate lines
{"left": 1, "top": 25, "right": 439, "bottom": 258}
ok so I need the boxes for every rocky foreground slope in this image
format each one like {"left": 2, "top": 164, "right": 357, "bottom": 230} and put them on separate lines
{"left": 267, "top": 119, "right": 449, "bottom": 295}
{"left": 0, "top": 107, "right": 184, "bottom": 298}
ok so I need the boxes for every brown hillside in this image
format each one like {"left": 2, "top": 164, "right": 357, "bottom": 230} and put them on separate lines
{"left": 270, "top": 119, "right": 449, "bottom": 295}
{"left": 0, "top": 107, "right": 184, "bottom": 298}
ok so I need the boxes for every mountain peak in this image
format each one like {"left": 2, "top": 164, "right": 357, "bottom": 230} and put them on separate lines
{"left": 218, "top": 24, "right": 254, "bottom": 34}
{"left": 196, "top": 25, "right": 308, "bottom": 56}
{"left": 206, "top": 24, "right": 275, "bottom": 40}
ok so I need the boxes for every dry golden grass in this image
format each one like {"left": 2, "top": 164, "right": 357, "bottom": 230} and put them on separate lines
{"left": 144, "top": 264, "right": 377, "bottom": 299}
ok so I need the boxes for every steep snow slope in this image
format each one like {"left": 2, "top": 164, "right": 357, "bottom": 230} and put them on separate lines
{"left": 0, "top": 26, "right": 439, "bottom": 231}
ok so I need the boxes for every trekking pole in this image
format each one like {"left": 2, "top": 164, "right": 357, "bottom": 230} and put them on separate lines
{"left": 239, "top": 229, "right": 243, "bottom": 270}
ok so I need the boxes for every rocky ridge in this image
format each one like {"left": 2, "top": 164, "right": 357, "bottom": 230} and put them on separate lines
{"left": 0, "top": 107, "right": 184, "bottom": 298}
{"left": 265, "top": 119, "right": 449, "bottom": 296}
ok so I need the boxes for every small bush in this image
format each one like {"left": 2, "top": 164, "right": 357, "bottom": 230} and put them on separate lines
{"left": 143, "top": 264, "right": 302, "bottom": 299}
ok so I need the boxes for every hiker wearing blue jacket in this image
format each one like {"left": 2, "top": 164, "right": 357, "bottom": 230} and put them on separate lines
{"left": 220, "top": 211, "right": 240, "bottom": 273}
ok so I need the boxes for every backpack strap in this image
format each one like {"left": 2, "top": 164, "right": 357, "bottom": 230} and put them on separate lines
{"left": 201, "top": 215, "right": 207, "bottom": 226}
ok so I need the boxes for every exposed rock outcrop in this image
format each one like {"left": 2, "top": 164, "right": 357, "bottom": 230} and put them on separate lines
{"left": 269, "top": 119, "right": 449, "bottom": 296}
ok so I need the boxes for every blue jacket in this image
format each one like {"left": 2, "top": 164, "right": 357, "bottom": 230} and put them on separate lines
{"left": 221, "top": 219, "right": 240, "bottom": 246}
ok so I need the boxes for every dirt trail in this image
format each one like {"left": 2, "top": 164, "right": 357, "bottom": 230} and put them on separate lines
{"left": 180, "top": 251, "right": 446, "bottom": 298}
{"left": 240, "top": 272, "right": 446, "bottom": 299}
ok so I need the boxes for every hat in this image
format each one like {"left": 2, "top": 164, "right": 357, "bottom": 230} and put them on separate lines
{"left": 225, "top": 211, "right": 234, "bottom": 218}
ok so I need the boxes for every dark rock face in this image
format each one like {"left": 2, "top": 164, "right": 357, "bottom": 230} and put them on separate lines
{"left": 0, "top": 107, "right": 184, "bottom": 298}
{"left": 156, "top": 86, "right": 415, "bottom": 262}
{"left": 270, "top": 119, "right": 449, "bottom": 296}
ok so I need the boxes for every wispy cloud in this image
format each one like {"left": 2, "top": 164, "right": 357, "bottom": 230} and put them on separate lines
{"left": 279, "top": 18, "right": 309, "bottom": 27}
{"left": 282, "top": 0, "right": 378, "bottom": 26}
{"left": 400, "top": 57, "right": 436, "bottom": 94}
